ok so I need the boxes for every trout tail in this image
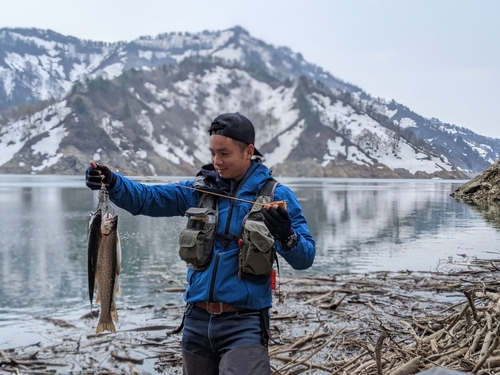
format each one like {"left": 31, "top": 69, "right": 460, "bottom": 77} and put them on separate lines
{"left": 95, "top": 319, "right": 116, "bottom": 335}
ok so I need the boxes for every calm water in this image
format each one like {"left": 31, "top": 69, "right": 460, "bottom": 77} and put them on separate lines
{"left": 1, "top": 175, "right": 500, "bottom": 349}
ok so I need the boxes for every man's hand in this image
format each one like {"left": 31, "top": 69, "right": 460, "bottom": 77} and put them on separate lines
{"left": 85, "top": 161, "right": 117, "bottom": 190}
{"left": 261, "top": 205, "right": 294, "bottom": 243}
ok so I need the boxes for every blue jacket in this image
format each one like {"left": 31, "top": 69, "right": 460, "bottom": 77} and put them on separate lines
{"left": 108, "top": 161, "right": 315, "bottom": 310}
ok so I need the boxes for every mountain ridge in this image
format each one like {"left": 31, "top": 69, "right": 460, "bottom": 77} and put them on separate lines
{"left": 0, "top": 26, "right": 498, "bottom": 178}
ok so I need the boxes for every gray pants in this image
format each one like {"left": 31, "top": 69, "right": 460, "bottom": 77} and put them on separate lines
{"left": 182, "top": 345, "right": 271, "bottom": 375}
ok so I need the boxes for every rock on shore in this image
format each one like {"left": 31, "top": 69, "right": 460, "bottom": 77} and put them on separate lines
{"left": 451, "top": 159, "right": 500, "bottom": 204}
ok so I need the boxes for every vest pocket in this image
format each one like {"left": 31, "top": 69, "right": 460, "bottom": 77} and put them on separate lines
{"left": 239, "top": 220, "right": 275, "bottom": 278}
{"left": 179, "top": 208, "right": 217, "bottom": 270}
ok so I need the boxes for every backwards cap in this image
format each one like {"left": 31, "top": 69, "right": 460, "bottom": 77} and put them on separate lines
{"left": 208, "top": 112, "right": 263, "bottom": 157}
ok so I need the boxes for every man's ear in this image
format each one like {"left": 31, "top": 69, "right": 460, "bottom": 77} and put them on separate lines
{"left": 246, "top": 144, "right": 255, "bottom": 160}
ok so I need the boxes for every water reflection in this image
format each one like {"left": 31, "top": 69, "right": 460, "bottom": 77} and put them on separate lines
{"left": 1, "top": 176, "right": 500, "bottom": 326}
{"left": 459, "top": 201, "right": 500, "bottom": 230}
{"left": 285, "top": 179, "right": 499, "bottom": 273}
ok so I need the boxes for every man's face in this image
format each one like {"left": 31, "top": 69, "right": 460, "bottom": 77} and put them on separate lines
{"left": 209, "top": 134, "right": 254, "bottom": 181}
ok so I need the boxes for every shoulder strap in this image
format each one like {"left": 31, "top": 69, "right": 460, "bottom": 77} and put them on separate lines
{"left": 257, "top": 179, "right": 281, "bottom": 289}
{"left": 258, "top": 179, "right": 278, "bottom": 198}
{"left": 198, "top": 191, "right": 217, "bottom": 210}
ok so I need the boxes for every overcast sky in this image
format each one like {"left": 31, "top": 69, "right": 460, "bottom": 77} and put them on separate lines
{"left": 1, "top": 0, "right": 499, "bottom": 138}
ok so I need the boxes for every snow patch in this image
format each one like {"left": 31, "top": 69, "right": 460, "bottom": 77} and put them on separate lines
{"left": 0, "top": 101, "right": 70, "bottom": 168}
{"left": 264, "top": 120, "right": 305, "bottom": 167}
{"left": 138, "top": 50, "right": 153, "bottom": 60}
{"left": 148, "top": 163, "right": 157, "bottom": 175}
{"left": 31, "top": 124, "right": 69, "bottom": 172}
{"left": 309, "top": 92, "right": 454, "bottom": 174}
{"left": 136, "top": 149, "right": 148, "bottom": 159}
{"left": 398, "top": 118, "right": 417, "bottom": 129}
{"left": 136, "top": 113, "right": 195, "bottom": 166}
{"left": 100, "top": 63, "right": 124, "bottom": 79}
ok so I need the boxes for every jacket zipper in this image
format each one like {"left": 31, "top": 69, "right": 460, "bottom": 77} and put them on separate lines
{"left": 208, "top": 165, "right": 257, "bottom": 302}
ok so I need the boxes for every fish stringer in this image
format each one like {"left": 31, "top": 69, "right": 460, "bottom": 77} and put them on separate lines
{"left": 97, "top": 184, "right": 115, "bottom": 216}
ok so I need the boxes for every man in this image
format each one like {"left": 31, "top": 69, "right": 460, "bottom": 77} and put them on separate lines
{"left": 85, "top": 112, "right": 315, "bottom": 375}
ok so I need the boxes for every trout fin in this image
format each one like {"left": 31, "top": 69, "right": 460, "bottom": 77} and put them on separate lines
{"left": 95, "top": 286, "right": 101, "bottom": 304}
{"left": 111, "top": 305, "right": 119, "bottom": 323}
{"left": 95, "top": 320, "right": 116, "bottom": 335}
{"left": 115, "top": 276, "right": 121, "bottom": 297}
{"left": 116, "top": 232, "right": 122, "bottom": 275}
{"left": 115, "top": 232, "right": 121, "bottom": 296}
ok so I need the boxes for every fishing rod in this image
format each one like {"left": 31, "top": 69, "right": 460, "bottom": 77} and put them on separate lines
{"left": 98, "top": 163, "right": 287, "bottom": 209}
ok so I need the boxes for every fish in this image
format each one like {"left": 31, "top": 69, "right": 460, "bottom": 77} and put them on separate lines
{"left": 87, "top": 208, "right": 102, "bottom": 307}
{"left": 94, "top": 211, "right": 121, "bottom": 335}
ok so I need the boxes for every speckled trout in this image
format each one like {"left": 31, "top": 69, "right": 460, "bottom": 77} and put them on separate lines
{"left": 87, "top": 208, "right": 102, "bottom": 308}
{"left": 95, "top": 211, "right": 121, "bottom": 335}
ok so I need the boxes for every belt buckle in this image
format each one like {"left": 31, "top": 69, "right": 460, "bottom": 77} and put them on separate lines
{"left": 206, "top": 302, "right": 224, "bottom": 315}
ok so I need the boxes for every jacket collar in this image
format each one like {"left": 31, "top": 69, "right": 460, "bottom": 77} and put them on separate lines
{"left": 193, "top": 160, "right": 271, "bottom": 196}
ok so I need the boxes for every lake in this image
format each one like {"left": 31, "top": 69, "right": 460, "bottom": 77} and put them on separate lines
{"left": 1, "top": 175, "right": 500, "bottom": 350}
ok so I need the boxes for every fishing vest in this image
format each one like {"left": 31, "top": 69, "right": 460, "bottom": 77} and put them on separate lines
{"left": 178, "top": 179, "right": 278, "bottom": 279}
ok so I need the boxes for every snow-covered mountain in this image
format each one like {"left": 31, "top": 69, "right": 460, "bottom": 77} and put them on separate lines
{"left": 0, "top": 26, "right": 498, "bottom": 177}
{"left": 0, "top": 26, "right": 356, "bottom": 110}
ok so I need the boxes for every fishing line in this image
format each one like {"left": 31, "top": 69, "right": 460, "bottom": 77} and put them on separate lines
{"left": 97, "top": 184, "right": 115, "bottom": 215}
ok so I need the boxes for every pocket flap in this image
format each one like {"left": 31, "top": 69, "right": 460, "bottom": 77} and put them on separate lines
{"left": 185, "top": 207, "right": 212, "bottom": 217}
{"left": 179, "top": 229, "right": 200, "bottom": 247}
{"left": 246, "top": 221, "right": 274, "bottom": 252}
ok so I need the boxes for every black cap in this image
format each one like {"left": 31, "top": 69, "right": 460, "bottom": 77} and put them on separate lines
{"left": 208, "top": 112, "right": 263, "bottom": 157}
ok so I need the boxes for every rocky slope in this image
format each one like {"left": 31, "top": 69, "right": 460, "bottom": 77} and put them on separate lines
{"left": 0, "top": 59, "right": 469, "bottom": 179}
{"left": 451, "top": 159, "right": 500, "bottom": 204}
{"left": 0, "top": 26, "right": 497, "bottom": 178}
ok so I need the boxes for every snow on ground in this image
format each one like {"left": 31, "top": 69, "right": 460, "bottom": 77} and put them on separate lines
{"left": 398, "top": 117, "right": 417, "bottom": 129}
{"left": 265, "top": 120, "right": 305, "bottom": 167}
{"left": 373, "top": 103, "right": 397, "bottom": 118}
{"left": 99, "top": 117, "right": 132, "bottom": 154}
{"left": 377, "top": 141, "right": 452, "bottom": 173}
{"left": 138, "top": 29, "right": 236, "bottom": 63}
{"left": 212, "top": 45, "right": 245, "bottom": 62}
{"left": 192, "top": 66, "right": 300, "bottom": 147}
{"left": 439, "top": 125, "right": 458, "bottom": 135}
{"left": 31, "top": 125, "right": 69, "bottom": 172}
{"left": 135, "top": 113, "right": 195, "bottom": 166}
{"left": 138, "top": 50, "right": 153, "bottom": 60}
{"left": 7, "top": 31, "right": 57, "bottom": 51}
{"left": 0, "top": 67, "right": 15, "bottom": 96}
{"left": 136, "top": 149, "right": 148, "bottom": 159}
{"left": 309, "top": 92, "right": 454, "bottom": 174}
{"left": 0, "top": 101, "right": 71, "bottom": 169}
{"left": 144, "top": 82, "right": 175, "bottom": 110}
{"left": 4, "top": 52, "right": 37, "bottom": 73}
{"left": 69, "top": 62, "right": 88, "bottom": 82}
{"left": 255, "top": 84, "right": 299, "bottom": 144}
{"left": 100, "top": 62, "right": 124, "bottom": 80}
{"left": 463, "top": 140, "right": 497, "bottom": 164}
{"left": 83, "top": 52, "right": 109, "bottom": 74}
{"left": 4, "top": 52, "right": 64, "bottom": 100}
{"left": 168, "top": 64, "right": 302, "bottom": 164}
{"left": 37, "top": 54, "right": 65, "bottom": 80}
{"left": 321, "top": 137, "right": 372, "bottom": 167}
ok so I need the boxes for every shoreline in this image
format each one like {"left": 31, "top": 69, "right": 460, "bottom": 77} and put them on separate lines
{"left": 2, "top": 257, "right": 499, "bottom": 374}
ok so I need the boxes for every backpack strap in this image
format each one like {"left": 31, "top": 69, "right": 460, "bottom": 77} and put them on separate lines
{"left": 259, "top": 178, "right": 278, "bottom": 198}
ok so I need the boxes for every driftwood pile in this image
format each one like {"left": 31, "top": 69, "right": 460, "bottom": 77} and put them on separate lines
{"left": 0, "top": 307, "right": 185, "bottom": 374}
{"left": 265, "top": 258, "right": 500, "bottom": 375}
{"left": 2, "top": 258, "right": 500, "bottom": 374}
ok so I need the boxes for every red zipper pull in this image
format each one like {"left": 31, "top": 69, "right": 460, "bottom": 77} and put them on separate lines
{"left": 270, "top": 269, "right": 276, "bottom": 290}
{"left": 238, "top": 238, "right": 244, "bottom": 248}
